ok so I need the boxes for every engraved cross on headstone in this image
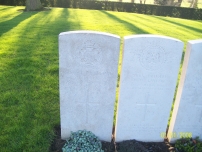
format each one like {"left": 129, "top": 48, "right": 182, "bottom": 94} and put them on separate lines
{"left": 77, "top": 70, "right": 100, "bottom": 124}
{"left": 137, "top": 92, "right": 156, "bottom": 121}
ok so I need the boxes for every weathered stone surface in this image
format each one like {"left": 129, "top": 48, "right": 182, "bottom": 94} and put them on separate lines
{"left": 59, "top": 31, "right": 120, "bottom": 142}
{"left": 168, "top": 39, "right": 202, "bottom": 143}
{"left": 115, "top": 35, "right": 183, "bottom": 142}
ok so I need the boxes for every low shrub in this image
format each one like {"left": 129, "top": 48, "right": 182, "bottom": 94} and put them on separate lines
{"left": 62, "top": 130, "right": 104, "bottom": 152}
{"left": 175, "top": 137, "right": 202, "bottom": 152}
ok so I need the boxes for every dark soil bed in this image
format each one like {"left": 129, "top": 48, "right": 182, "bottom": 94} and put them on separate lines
{"left": 50, "top": 125, "right": 175, "bottom": 152}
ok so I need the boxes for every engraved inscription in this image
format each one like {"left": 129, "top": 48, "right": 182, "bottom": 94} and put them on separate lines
{"left": 133, "top": 74, "right": 170, "bottom": 89}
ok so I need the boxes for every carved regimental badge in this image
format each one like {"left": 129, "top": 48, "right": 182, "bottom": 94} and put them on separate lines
{"left": 74, "top": 40, "right": 102, "bottom": 66}
{"left": 139, "top": 45, "right": 167, "bottom": 71}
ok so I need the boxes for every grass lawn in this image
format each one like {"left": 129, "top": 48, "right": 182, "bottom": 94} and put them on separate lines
{"left": 0, "top": 5, "right": 202, "bottom": 151}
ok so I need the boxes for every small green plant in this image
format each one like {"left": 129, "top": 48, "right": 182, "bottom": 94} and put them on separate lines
{"left": 175, "top": 137, "right": 202, "bottom": 152}
{"left": 62, "top": 130, "right": 104, "bottom": 152}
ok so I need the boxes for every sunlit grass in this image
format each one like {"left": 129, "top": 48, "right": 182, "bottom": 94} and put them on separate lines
{"left": 0, "top": 5, "right": 202, "bottom": 151}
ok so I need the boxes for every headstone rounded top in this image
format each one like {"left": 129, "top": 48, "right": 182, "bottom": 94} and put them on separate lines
{"left": 124, "top": 34, "right": 183, "bottom": 43}
{"left": 188, "top": 39, "right": 202, "bottom": 44}
{"left": 59, "top": 30, "right": 120, "bottom": 39}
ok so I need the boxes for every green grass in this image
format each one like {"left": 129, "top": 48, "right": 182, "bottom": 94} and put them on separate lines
{"left": 0, "top": 5, "right": 202, "bottom": 151}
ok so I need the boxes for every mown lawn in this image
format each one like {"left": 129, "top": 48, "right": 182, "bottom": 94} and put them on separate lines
{"left": 0, "top": 5, "right": 202, "bottom": 151}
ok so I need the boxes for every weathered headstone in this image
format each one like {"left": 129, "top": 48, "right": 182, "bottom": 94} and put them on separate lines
{"left": 168, "top": 39, "right": 202, "bottom": 142}
{"left": 115, "top": 35, "right": 183, "bottom": 142}
{"left": 59, "top": 31, "right": 120, "bottom": 142}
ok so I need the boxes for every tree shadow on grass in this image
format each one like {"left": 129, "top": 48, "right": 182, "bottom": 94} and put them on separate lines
{"left": 99, "top": 10, "right": 148, "bottom": 34}
{"left": 153, "top": 16, "right": 202, "bottom": 34}
{"left": 0, "top": 11, "right": 39, "bottom": 36}
{"left": 0, "top": 8, "right": 76, "bottom": 151}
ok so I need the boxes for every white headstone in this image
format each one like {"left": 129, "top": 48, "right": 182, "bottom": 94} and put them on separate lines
{"left": 59, "top": 31, "right": 120, "bottom": 142}
{"left": 168, "top": 39, "right": 202, "bottom": 143}
{"left": 115, "top": 35, "right": 183, "bottom": 142}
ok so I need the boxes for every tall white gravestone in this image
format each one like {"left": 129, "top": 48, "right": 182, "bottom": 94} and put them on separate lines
{"left": 168, "top": 39, "right": 202, "bottom": 142}
{"left": 59, "top": 31, "right": 120, "bottom": 142}
{"left": 115, "top": 35, "right": 183, "bottom": 142}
